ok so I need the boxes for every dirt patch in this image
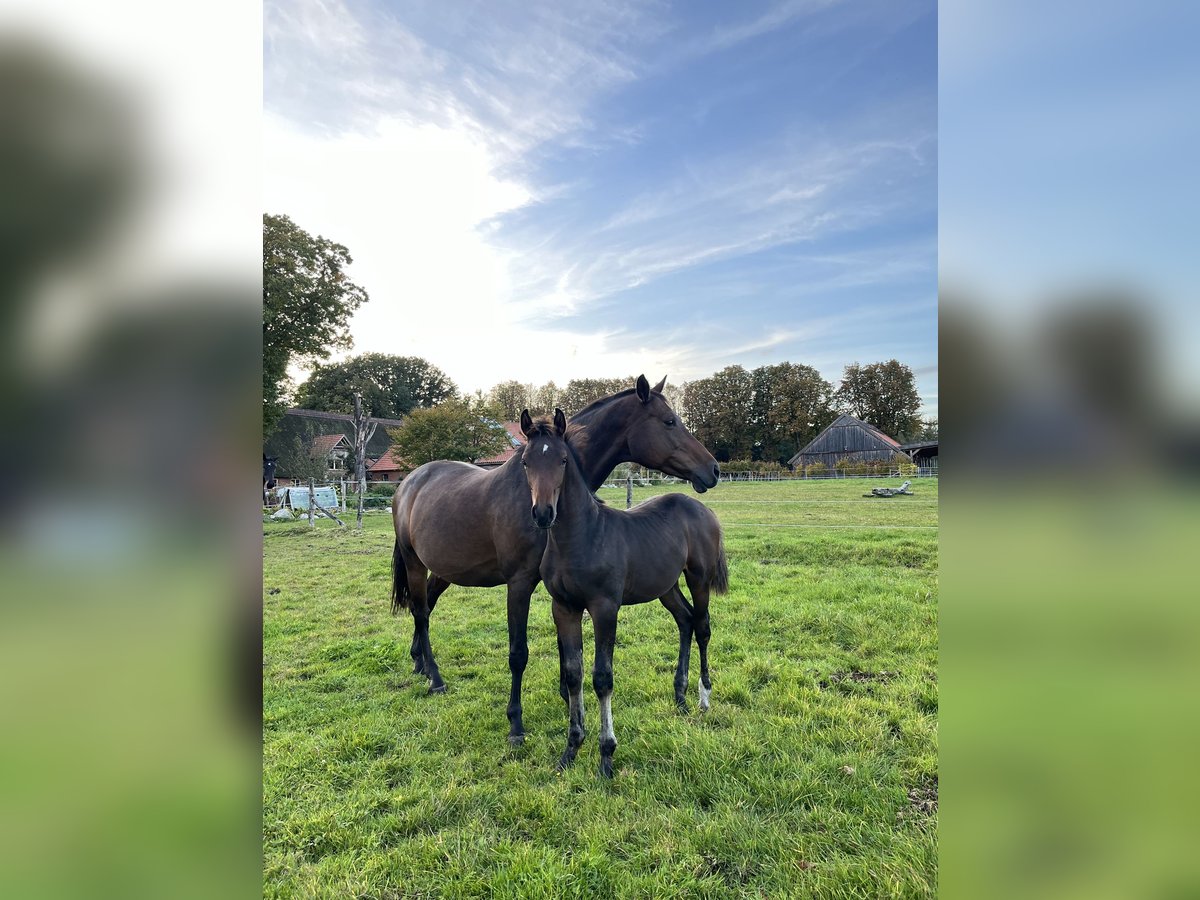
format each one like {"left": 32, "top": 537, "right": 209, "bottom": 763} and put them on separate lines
{"left": 818, "top": 670, "right": 898, "bottom": 689}
{"left": 898, "top": 775, "right": 938, "bottom": 822}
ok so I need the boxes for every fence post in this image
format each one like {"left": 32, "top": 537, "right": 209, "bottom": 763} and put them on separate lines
{"left": 307, "top": 478, "right": 315, "bottom": 528}
{"left": 626, "top": 474, "right": 633, "bottom": 509}
{"left": 340, "top": 479, "right": 346, "bottom": 513}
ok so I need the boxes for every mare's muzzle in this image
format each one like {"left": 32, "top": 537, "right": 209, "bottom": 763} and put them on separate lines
{"left": 690, "top": 462, "right": 720, "bottom": 493}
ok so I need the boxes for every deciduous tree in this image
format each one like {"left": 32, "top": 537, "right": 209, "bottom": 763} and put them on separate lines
{"left": 263, "top": 214, "right": 369, "bottom": 433}
{"left": 387, "top": 401, "right": 510, "bottom": 467}
{"left": 836, "top": 360, "right": 922, "bottom": 441}
{"left": 294, "top": 353, "right": 456, "bottom": 418}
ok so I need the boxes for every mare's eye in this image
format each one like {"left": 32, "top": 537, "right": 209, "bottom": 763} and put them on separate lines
{"left": 521, "top": 461, "right": 527, "bottom": 468}
{"left": 664, "top": 418, "right": 676, "bottom": 427}
{"left": 560, "top": 458, "right": 567, "bottom": 466}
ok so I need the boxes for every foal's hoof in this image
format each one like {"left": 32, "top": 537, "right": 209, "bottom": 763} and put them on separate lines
{"left": 599, "top": 758, "right": 614, "bottom": 779}
{"left": 556, "top": 753, "right": 575, "bottom": 772}
{"left": 428, "top": 682, "right": 447, "bottom": 695}
{"left": 675, "top": 697, "right": 690, "bottom": 714}
{"left": 507, "top": 733, "right": 525, "bottom": 747}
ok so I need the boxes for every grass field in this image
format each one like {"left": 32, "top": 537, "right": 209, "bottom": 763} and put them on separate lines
{"left": 263, "top": 478, "right": 938, "bottom": 898}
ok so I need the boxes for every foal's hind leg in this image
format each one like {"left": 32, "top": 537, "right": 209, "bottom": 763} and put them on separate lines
{"left": 685, "top": 572, "right": 712, "bottom": 711}
{"left": 406, "top": 564, "right": 445, "bottom": 693}
{"left": 658, "top": 585, "right": 694, "bottom": 711}
{"left": 411, "top": 575, "right": 451, "bottom": 675}
{"left": 551, "top": 599, "right": 586, "bottom": 770}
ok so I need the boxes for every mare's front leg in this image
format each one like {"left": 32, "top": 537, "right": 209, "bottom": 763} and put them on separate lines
{"left": 658, "top": 585, "right": 694, "bottom": 712}
{"left": 551, "top": 599, "right": 586, "bottom": 770}
{"left": 591, "top": 602, "right": 620, "bottom": 778}
{"left": 505, "top": 578, "right": 537, "bottom": 745}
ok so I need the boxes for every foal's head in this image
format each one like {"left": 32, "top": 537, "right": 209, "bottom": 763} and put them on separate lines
{"left": 519, "top": 408, "right": 569, "bottom": 529}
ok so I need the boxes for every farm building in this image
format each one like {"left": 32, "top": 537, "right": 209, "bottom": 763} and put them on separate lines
{"left": 787, "top": 414, "right": 907, "bottom": 469}
{"left": 900, "top": 439, "right": 938, "bottom": 471}
{"left": 474, "top": 422, "right": 526, "bottom": 469}
{"left": 264, "top": 408, "right": 403, "bottom": 482}
{"left": 367, "top": 446, "right": 408, "bottom": 481}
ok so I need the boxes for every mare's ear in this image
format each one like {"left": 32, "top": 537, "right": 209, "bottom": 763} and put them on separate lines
{"left": 520, "top": 409, "right": 534, "bottom": 438}
{"left": 553, "top": 408, "right": 567, "bottom": 436}
{"left": 635, "top": 374, "right": 651, "bottom": 404}
{"left": 652, "top": 375, "right": 667, "bottom": 394}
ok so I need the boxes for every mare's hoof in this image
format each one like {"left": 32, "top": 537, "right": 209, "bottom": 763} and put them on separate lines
{"left": 556, "top": 754, "right": 574, "bottom": 772}
{"left": 599, "top": 759, "right": 614, "bottom": 779}
{"left": 428, "top": 682, "right": 447, "bottom": 695}
{"left": 507, "top": 734, "right": 525, "bottom": 747}
{"left": 675, "top": 698, "right": 690, "bottom": 714}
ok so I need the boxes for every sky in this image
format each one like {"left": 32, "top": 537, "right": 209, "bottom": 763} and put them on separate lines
{"left": 264, "top": 0, "right": 937, "bottom": 415}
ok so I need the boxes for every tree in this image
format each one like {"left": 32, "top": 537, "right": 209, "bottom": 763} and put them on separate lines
{"left": 530, "top": 381, "right": 560, "bottom": 417}
{"left": 294, "top": 353, "right": 457, "bottom": 418}
{"left": 836, "top": 360, "right": 922, "bottom": 442}
{"left": 920, "top": 417, "right": 938, "bottom": 440}
{"left": 558, "top": 377, "right": 635, "bottom": 416}
{"left": 387, "top": 401, "right": 511, "bottom": 467}
{"left": 682, "top": 366, "right": 754, "bottom": 461}
{"left": 750, "top": 363, "right": 837, "bottom": 462}
{"left": 263, "top": 213, "right": 369, "bottom": 433}
{"left": 487, "top": 380, "right": 531, "bottom": 421}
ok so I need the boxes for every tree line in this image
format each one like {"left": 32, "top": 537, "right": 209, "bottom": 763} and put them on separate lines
{"left": 264, "top": 214, "right": 934, "bottom": 473}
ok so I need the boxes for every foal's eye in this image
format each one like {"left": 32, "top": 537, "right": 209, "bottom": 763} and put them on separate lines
{"left": 560, "top": 458, "right": 567, "bottom": 466}
{"left": 664, "top": 418, "right": 676, "bottom": 427}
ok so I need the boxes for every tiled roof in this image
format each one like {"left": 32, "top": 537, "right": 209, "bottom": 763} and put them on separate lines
{"left": 309, "top": 433, "right": 348, "bottom": 459}
{"left": 368, "top": 446, "right": 409, "bottom": 472}
{"left": 475, "top": 422, "right": 525, "bottom": 465}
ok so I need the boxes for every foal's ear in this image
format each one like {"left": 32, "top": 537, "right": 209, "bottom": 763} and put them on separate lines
{"left": 652, "top": 375, "right": 667, "bottom": 394}
{"left": 553, "top": 408, "right": 567, "bottom": 436}
{"left": 635, "top": 374, "right": 651, "bottom": 403}
{"left": 520, "top": 409, "right": 534, "bottom": 438}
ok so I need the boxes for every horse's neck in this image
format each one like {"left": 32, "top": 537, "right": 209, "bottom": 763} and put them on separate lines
{"left": 552, "top": 455, "right": 601, "bottom": 545}
{"left": 566, "top": 410, "right": 631, "bottom": 492}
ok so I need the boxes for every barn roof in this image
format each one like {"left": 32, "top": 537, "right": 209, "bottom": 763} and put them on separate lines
{"left": 308, "top": 433, "right": 349, "bottom": 459}
{"left": 787, "top": 414, "right": 903, "bottom": 466}
{"left": 475, "top": 422, "right": 526, "bottom": 466}
{"left": 368, "top": 445, "right": 409, "bottom": 473}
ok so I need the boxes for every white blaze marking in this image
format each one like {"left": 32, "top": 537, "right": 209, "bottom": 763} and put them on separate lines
{"left": 542, "top": 443, "right": 548, "bottom": 453}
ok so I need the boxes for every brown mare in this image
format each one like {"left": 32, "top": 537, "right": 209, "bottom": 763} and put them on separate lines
{"left": 390, "top": 376, "right": 720, "bottom": 744}
{"left": 521, "top": 410, "right": 729, "bottom": 778}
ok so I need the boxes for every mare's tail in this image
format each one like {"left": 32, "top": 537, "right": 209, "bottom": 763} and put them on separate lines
{"left": 710, "top": 533, "right": 729, "bottom": 596}
{"left": 391, "top": 541, "right": 411, "bottom": 613}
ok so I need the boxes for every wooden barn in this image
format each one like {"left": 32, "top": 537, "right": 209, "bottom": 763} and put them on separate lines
{"left": 787, "top": 414, "right": 906, "bottom": 469}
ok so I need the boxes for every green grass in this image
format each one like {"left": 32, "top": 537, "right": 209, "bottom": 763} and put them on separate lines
{"left": 264, "top": 477, "right": 938, "bottom": 898}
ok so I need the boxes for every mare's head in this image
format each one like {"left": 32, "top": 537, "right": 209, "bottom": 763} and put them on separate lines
{"left": 519, "top": 408, "right": 569, "bottom": 529}
{"left": 263, "top": 454, "right": 278, "bottom": 490}
{"left": 613, "top": 375, "right": 719, "bottom": 493}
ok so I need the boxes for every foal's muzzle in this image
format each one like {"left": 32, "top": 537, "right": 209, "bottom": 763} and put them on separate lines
{"left": 531, "top": 505, "right": 556, "bottom": 529}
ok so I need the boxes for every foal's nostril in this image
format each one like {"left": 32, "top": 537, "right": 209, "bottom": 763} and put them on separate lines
{"left": 712, "top": 463, "right": 721, "bottom": 480}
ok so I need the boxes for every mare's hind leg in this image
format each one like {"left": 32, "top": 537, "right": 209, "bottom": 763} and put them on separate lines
{"left": 591, "top": 601, "right": 620, "bottom": 778}
{"left": 411, "top": 575, "right": 451, "bottom": 674}
{"left": 406, "top": 561, "right": 445, "bottom": 693}
{"left": 551, "top": 598, "right": 586, "bottom": 770}
{"left": 658, "top": 585, "right": 694, "bottom": 711}
{"left": 505, "top": 579, "right": 536, "bottom": 745}
{"left": 685, "top": 572, "right": 712, "bottom": 711}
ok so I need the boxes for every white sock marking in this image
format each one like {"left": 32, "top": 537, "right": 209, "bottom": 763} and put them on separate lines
{"left": 699, "top": 682, "right": 711, "bottom": 710}
{"left": 599, "top": 694, "right": 614, "bottom": 745}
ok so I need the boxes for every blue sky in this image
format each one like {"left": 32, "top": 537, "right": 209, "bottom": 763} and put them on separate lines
{"left": 264, "top": 0, "right": 937, "bottom": 414}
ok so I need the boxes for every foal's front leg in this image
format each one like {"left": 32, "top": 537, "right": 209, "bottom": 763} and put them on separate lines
{"left": 591, "top": 602, "right": 619, "bottom": 778}
{"left": 551, "top": 599, "right": 586, "bottom": 770}
{"left": 504, "top": 579, "right": 536, "bottom": 745}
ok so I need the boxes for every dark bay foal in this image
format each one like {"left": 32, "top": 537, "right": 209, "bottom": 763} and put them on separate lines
{"left": 521, "top": 410, "right": 729, "bottom": 777}
{"left": 391, "top": 376, "right": 720, "bottom": 744}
